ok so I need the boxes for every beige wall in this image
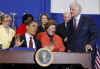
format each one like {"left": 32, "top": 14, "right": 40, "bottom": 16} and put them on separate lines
{"left": 51, "top": 0, "right": 100, "bottom": 14}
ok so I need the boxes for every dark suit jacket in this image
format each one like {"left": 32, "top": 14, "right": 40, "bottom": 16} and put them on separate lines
{"left": 10, "top": 35, "right": 41, "bottom": 51}
{"left": 70, "top": 15, "right": 98, "bottom": 52}
{"left": 56, "top": 22, "right": 72, "bottom": 51}
{"left": 56, "top": 22, "right": 71, "bottom": 39}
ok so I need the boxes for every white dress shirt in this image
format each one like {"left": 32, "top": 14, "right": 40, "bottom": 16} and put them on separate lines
{"left": 65, "top": 23, "right": 67, "bottom": 28}
{"left": 73, "top": 15, "right": 81, "bottom": 28}
{"left": 25, "top": 33, "right": 36, "bottom": 48}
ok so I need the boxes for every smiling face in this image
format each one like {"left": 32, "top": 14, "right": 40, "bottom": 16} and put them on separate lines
{"left": 2, "top": 14, "right": 11, "bottom": 28}
{"left": 47, "top": 25, "right": 56, "bottom": 36}
{"left": 41, "top": 15, "right": 48, "bottom": 25}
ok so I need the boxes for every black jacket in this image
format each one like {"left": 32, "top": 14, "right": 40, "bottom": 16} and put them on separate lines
{"left": 10, "top": 35, "right": 41, "bottom": 51}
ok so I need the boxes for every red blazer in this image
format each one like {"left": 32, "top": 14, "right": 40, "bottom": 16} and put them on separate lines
{"left": 36, "top": 32, "right": 65, "bottom": 52}
{"left": 16, "top": 24, "right": 26, "bottom": 35}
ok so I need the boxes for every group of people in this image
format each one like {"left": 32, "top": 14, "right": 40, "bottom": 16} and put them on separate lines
{"left": 0, "top": 2, "right": 98, "bottom": 69}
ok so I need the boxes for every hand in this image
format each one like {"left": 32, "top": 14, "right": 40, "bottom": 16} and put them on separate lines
{"left": 67, "top": 50, "right": 71, "bottom": 52}
{"left": 44, "top": 46, "right": 53, "bottom": 52}
{"left": 15, "top": 40, "right": 24, "bottom": 47}
{"left": 85, "top": 44, "right": 92, "bottom": 53}
{"left": 15, "top": 35, "right": 24, "bottom": 47}
{"left": 44, "top": 42, "right": 55, "bottom": 51}
{"left": 64, "top": 37, "right": 68, "bottom": 42}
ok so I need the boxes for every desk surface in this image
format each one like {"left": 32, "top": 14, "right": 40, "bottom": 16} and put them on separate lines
{"left": 0, "top": 49, "right": 91, "bottom": 69}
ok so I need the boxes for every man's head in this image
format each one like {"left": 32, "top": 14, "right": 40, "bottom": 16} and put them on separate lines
{"left": 1, "top": 14, "right": 11, "bottom": 28}
{"left": 45, "top": 20, "right": 56, "bottom": 36}
{"left": 69, "top": 2, "right": 82, "bottom": 17}
{"left": 26, "top": 21, "right": 38, "bottom": 36}
{"left": 22, "top": 14, "right": 33, "bottom": 24}
{"left": 64, "top": 12, "right": 71, "bottom": 23}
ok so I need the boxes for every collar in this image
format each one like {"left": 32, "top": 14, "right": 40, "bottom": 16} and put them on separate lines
{"left": 74, "top": 15, "right": 81, "bottom": 22}
{"left": 25, "top": 33, "right": 33, "bottom": 39}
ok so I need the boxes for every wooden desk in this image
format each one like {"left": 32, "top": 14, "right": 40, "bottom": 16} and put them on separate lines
{"left": 0, "top": 50, "right": 91, "bottom": 69}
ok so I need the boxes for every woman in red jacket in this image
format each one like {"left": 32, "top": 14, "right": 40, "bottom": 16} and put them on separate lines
{"left": 36, "top": 20, "right": 65, "bottom": 52}
{"left": 16, "top": 14, "right": 33, "bottom": 35}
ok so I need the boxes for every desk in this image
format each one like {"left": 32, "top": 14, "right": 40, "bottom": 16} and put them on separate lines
{"left": 0, "top": 49, "right": 91, "bottom": 69}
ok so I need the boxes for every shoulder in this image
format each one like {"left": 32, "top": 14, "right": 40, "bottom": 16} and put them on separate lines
{"left": 81, "top": 15, "right": 93, "bottom": 21}
{"left": 37, "top": 32, "right": 46, "bottom": 35}
{"left": 10, "top": 28, "right": 15, "bottom": 33}
{"left": 0, "top": 25, "right": 4, "bottom": 29}
{"left": 17, "top": 24, "right": 26, "bottom": 30}
{"left": 9, "top": 28, "right": 15, "bottom": 36}
{"left": 80, "top": 15, "right": 94, "bottom": 25}
{"left": 19, "top": 24, "right": 26, "bottom": 27}
{"left": 54, "top": 34, "right": 62, "bottom": 40}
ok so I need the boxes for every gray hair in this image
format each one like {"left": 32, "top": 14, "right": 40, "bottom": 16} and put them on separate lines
{"left": 70, "top": 2, "right": 82, "bottom": 11}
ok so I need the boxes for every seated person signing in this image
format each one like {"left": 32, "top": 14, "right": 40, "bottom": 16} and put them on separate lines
{"left": 36, "top": 20, "right": 65, "bottom": 52}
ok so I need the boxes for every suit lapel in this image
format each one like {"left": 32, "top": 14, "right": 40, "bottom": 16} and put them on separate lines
{"left": 62, "top": 22, "right": 69, "bottom": 34}
{"left": 23, "top": 35, "right": 27, "bottom": 47}
{"left": 34, "top": 38, "right": 39, "bottom": 50}
{"left": 77, "top": 16, "right": 83, "bottom": 32}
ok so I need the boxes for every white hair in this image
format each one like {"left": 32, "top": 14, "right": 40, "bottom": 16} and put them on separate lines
{"left": 70, "top": 2, "right": 82, "bottom": 11}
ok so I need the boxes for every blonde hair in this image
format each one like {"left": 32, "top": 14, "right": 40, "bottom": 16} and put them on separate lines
{"left": 1, "top": 14, "right": 11, "bottom": 22}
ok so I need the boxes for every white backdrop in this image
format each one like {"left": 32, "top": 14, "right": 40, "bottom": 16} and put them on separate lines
{"left": 51, "top": 0, "right": 100, "bottom": 14}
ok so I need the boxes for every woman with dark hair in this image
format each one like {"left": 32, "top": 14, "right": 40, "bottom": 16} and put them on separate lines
{"left": 36, "top": 20, "right": 65, "bottom": 52}
{"left": 37, "top": 13, "right": 49, "bottom": 33}
{"left": 16, "top": 14, "right": 33, "bottom": 35}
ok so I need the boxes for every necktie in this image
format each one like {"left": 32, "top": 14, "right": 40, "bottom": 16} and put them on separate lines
{"left": 73, "top": 18, "right": 77, "bottom": 31}
{"left": 29, "top": 37, "right": 33, "bottom": 48}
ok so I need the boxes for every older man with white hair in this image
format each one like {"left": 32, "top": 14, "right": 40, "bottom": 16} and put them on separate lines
{"left": 69, "top": 2, "right": 98, "bottom": 69}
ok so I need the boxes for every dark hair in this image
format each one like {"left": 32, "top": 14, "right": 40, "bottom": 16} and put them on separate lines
{"left": 39, "top": 13, "right": 49, "bottom": 23}
{"left": 22, "top": 14, "right": 33, "bottom": 23}
{"left": 45, "top": 20, "right": 56, "bottom": 30}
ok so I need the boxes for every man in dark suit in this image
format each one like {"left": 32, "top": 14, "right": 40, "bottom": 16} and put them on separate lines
{"left": 69, "top": 3, "right": 98, "bottom": 69}
{"left": 10, "top": 21, "right": 41, "bottom": 50}
{"left": 10, "top": 21, "right": 41, "bottom": 69}
{"left": 56, "top": 12, "right": 72, "bottom": 52}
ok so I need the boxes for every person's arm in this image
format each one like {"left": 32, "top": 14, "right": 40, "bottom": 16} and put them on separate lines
{"left": 58, "top": 37, "right": 65, "bottom": 52}
{"left": 85, "top": 18, "right": 98, "bottom": 52}
{"left": 88, "top": 19, "right": 98, "bottom": 47}
{"left": 10, "top": 35, "right": 24, "bottom": 48}
{"left": 10, "top": 37, "right": 15, "bottom": 48}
